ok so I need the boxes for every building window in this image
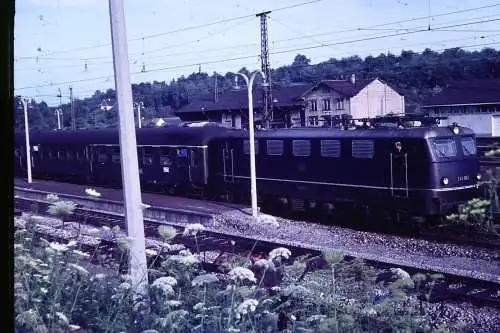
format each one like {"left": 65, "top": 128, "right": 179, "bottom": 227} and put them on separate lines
{"left": 336, "top": 98, "right": 344, "bottom": 110}
{"left": 243, "top": 140, "right": 259, "bottom": 155}
{"left": 308, "top": 116, "right": 319, "bottom": 127}
{"left": 267, "top": 140, "right": 283, "bottom": 156}
{"left": 352, "top": 140, "right": 374, "bottom": 158}
{"left": 322, "top": 99, "right": 331, "bottom": 111}
{"left": 310, "top": 100, "right": 317, "bottom": 111}
{"left": 292, "top": 140, "right": 311, "bottom": 157}
{"left": 321, "top": 140, "right": 341, "bottom": 157}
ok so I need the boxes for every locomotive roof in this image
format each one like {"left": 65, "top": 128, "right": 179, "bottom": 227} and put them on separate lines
{"left": 25, "top": 126, "right": 233, "bottom": 146}
{"left": 226, "top": 126, "right": 475, "bottom": 140}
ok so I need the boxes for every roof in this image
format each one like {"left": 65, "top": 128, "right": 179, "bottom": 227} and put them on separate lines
{"left": 176, "top": 83, "right": 313, "bottom": 114}
{"left": 301, "top": 78, "right": 374, "bottom": 98}
{"left": 422, "top": 79, "right": 500, "bottom": 107}
{"left": 225, "top": 125, "right": 475, "bottom": 140}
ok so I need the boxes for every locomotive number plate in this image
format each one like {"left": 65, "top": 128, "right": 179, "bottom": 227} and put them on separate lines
{"left": 457, "top": 175, "right": 469, "bottom": 182}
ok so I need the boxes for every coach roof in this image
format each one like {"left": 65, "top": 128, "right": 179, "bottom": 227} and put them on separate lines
{"left": 30, "top": 126, "right": 233, "bottom": 146}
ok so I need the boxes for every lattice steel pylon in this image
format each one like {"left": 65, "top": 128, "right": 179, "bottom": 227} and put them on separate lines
{"left": 256, "top": 11, "right": 273, "bottom": 128}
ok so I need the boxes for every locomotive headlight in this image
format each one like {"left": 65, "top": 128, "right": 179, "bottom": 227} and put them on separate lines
{"left": 476, "top": 174, "right": 482, "bottom": 181}
{"left": 441, "top": 177, "right": 449, "bottom": 185}
{"left": 452, "top": 126, "right": 460, "bottom": 135}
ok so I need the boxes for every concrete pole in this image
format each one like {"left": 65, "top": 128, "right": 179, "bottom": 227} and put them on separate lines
{"left": 55, "top": 109, "right": 62, "bottom": 130}
{"left": 21, "top": 98, "right": 32, "bottom": 184}
{"left": 236, "top": 70, "right": 265, "bottom": 218}
{"left": 137, "top": 102, "right": 142, "bottom": 128}
{"left": 108, "top": 0, "right": 147, "bottom": 285}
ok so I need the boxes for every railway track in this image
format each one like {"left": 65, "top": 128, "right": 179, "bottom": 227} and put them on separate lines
{"left": 14, "top": 196, "right": 500, "bottom": 310}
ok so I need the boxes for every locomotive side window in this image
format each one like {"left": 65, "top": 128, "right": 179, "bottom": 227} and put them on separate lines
{"left": 321, "top": 140, "right": 341, "bottom": 157}
{"left": 292, "top": 140, "right": 311, "bottom": 157}
{"left": 243, "top": 140, "right": 259, "bottom": 155}
{"left": 433, "top": 139, "right": 457, "bottom": 157}
{"left": 66, "top": 151, "right": 74, "bottom": 160}
{"left": 267, "top": 140, "right": 283, "bottom": 156}
{"left": 461, "top": 137, "right": 476, "bottom": 156}
{"left": 352, "top": 140, "right": 374, "bottom": 158}
{"left": 98, "top": 153, "right": 108, "bottom": 163}
{"left": 160, "top": 155, "right": 172, "bottom": 166}
{"left": 57, "top": 151, "right": 65, "bottom": 160}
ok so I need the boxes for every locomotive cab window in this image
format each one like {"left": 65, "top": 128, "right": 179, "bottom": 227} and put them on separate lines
{"left": 142, "top": 147, "right": 154, "bottom": 165}
{"left": 461, "top": 137, "right": 476, "bottom": 156}
{"left": 267, "top": 140, "right": 283, "bottom": 156}
{"left": 433, "top": 139, "right": 457, "bottom": 158}
{"left": 98, "top": 153, "right": 108, "bottom": 163}
{"left": 352, "top": 140, "right": 374, "bottom": 158}
{"left": 292, "top": 140, "right": 311, "bottom": 157}
{"left": 321, "top": 140, "right": 341, "bottom": 157}
{"left": 243, "top": 140, "right": 259, "bottom": 155}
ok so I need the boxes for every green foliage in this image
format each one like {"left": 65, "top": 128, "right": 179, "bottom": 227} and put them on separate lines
{"left": 14, "top": 47, "right": 500, "bottom": 130}
{"left": 46, "top": 200, "right": 77, "bottom": 217}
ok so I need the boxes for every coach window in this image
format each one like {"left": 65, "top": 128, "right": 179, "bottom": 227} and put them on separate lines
{"left": 57, "top": 150, "right": 66, "bottom": 160}
{"left": 111, "top": 147, "right": 121, "bottom": 164}
{"left": 292, "top": 140, "right": 311, "bottom": 157}
{"left": 461, "top": 137, "right": 476, "bottom": 156}
{"left": 66, "top": 151, "right": 74, "bottom": 161}
{"left": 267, "top": 140, "right": 283, "bottom": 156}
{"left": 243, "top": 139, "right": 259, "bottom": 155}
{"left": 143, "top": 147, "right": 154, "bottom": 165}
{"left": 433, "top": 139, "right": 457, "bottom": 158}
{"left": 321, "top": 140, "right": 341, "bottom": 157}
{"left": 48, "top": 150, "right": 56, "bottom": 160}
{"left": 352, "top": 140, "right": 374, "bottom": 158}
{"left": 160, "top": 147, "right": 172, "bottom": 166}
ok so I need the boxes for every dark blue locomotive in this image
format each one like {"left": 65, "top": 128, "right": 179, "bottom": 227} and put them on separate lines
{"left": 14, "top": 116, "right": 481, "bottom": 219}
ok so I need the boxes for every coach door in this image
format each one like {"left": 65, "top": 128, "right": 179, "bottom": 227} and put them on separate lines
{"left": 222, "top": 141, "right": 234, "bottom": 183}
{"left": 189, "top": 148, "right": 206, "bottom": 185}
{"left": 390, "top": 141, "right": 408, "bottom": 198}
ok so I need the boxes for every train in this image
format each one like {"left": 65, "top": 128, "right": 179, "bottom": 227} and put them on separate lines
{"left": 14, "top": 115, "right": 482, "bottom": 222}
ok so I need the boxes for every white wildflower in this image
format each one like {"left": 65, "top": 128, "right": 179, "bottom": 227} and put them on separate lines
{"left": 85, "top": 188, "right": 101, "bottom": 198}
{"left": 69, "top": 325, "right": 81, "bottom": 331}
{"left": 390, "top": 268, "right": 411, "bottom": 281}
{"left": 290, "top": 314, "right": 296, "bottom": 321}
{"left": 87, "top": 227, "right": 101, "bottom": 235}
{"left": 257, "top": 214, "right": 279, "bottom": 227}
{"left": 193, "top": 302, "right": 205, "bottom": 311}
{"left": 145, "top": 248, "right": 158, "bottom": 256}
{"left": 269, "top": 247, "right": 291, "bottom": 260}
{"left": 271, "top": 286, "right": 280, "bottom": 292}
{"left": 182, "top": 223, "right": 205, "bottom": 236}
{"left": 151, "top": 277, "right": 176, "bottom": 296}
{"left": 254, "top": 259, "right": 276, "bottom": 271}
{"left": 158, "top": 225, "right": 177, "bottom": 240}
{"left": 72, "top": 250, "right": 90, "bottom": 259}
{"left": 40, "top": 287, "right": 48, "bottom": 294}
{"left": 49, "top": 242, "right": 68, "bottom": 253}
{"left": 228, "top": 267, "right": 257, "bottom": 284}
{"left": 166, "top": 300, "right": 182, "bottom": 307}
{"left": 118, "top": 282, "right": 131, "bottom": 291}
{"left": 68, "top": 263, "right": 89, "bottom": 275}
{"left": 363, "top": 308, "right": 378, "bottom": 316}
{"left": 306, "top": 314, "right": 327, "bottom": 324}
{"left": 153, "top": 276, "right": 177, "bottom": 287}
{"left": 192, "top": 273, "right": 219, "bottom": 287}
{"left": 236, "top": 299, "right": 258, "bottom": 317}
{"left": 94, "top": 273, "right": 106, "bottom": 280}
{"left": 102, "top": 226, "right": 111, "bottom": 232}
{"left": 67, "top": 240, "right": 78, "bottom": 248}
{"left": 55, "top": 312, "right": 69, "bottom": 325}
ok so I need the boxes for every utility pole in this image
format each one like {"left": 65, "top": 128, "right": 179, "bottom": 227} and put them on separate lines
{"left": 55, "top": 108, "right": 62, "bottom": 130}
{"left": 214, "top": 73, "right": 218, "bottom": 103}
{"left": 57, "top": 88, "right": 63, "bottom": 126}
{"left": 256, "top": 11, "right": 273, "bottom": 128}
{"left": 108, "top": 0, "right": 147, "bottom": 286}
{"left": 20, "top": 98, "right": 32, "bottom": 184}
{"left": 69, "top": 86, "right": 75, "bottom": 130}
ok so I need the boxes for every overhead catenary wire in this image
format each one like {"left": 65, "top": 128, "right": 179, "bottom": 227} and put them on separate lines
{"left": 15, "top": 0, "right": 324, "bottom": 60}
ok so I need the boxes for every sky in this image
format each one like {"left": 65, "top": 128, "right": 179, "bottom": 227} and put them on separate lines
{"left": 14, "top": 0, "right": 500, "bottom": 106}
